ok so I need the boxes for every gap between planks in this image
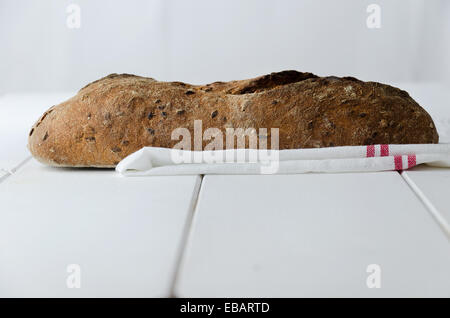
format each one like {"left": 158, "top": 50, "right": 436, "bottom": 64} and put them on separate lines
{"left": 169, "top": 174, "right": 204, "bottom": 297}
{"left": 399, "top": 171, "right": 450, "bottom": 241}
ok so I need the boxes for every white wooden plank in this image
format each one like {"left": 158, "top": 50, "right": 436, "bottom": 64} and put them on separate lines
{"left": 403, "top": 167, "right": 450, "bottom": 236}
{"left": 175, "top": 173, "right": 450, "bottom": 297}
{"left": 0, "top": 93, "right": 74, "bottom": 170}
{"left": 0, "top": 159, "right": 201, "bottom": 297}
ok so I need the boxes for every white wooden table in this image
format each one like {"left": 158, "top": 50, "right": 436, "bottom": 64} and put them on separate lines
{"left": 1, "top": 84, "right": 449, "bottom": 297}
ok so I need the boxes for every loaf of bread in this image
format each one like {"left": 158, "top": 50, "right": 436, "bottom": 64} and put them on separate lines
{"left": 28, "top": 71, "right": 438, "bottom": 167}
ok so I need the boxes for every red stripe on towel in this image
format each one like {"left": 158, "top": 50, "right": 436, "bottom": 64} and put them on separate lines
{"left": 408, "top": 155, "right": 416, "bottom": 169}
{"left": 394, "top": 155, "right": 403, "bottom": 170}
{"left": 380, "top": 144, "right": 389, "bottom": 157}
{"left": 366, "top": 145, "right": 375, "bottom": 157}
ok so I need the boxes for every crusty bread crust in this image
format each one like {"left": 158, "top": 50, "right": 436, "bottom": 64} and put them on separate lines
{"left": 28, "top": 71, "right": 439, "bottom": 167}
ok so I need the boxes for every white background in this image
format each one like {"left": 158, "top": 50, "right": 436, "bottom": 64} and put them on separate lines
{"left": 1, "top": 0, "right": 449, "bottom": 94}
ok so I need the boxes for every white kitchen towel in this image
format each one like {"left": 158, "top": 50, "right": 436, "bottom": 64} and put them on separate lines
{"left": 116, "top": 144, "right": 450, "bottom": 176}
